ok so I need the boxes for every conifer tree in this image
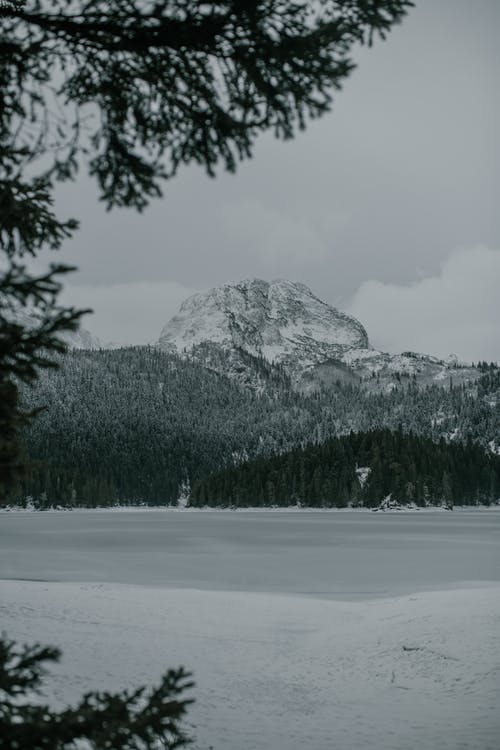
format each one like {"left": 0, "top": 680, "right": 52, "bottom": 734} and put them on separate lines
{"left": 0, "top": 0, "right": 413, "bottom": 499}
{"left": 0, "top": 636, "right": 194, "bottom": 750}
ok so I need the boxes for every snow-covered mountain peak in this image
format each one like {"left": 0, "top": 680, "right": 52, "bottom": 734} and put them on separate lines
{"left": 6, "top": 304, "right": 101, "bottom": 350}
{"left": 158, "top": 278, "right": 369, "bottom": 375}
{"left": 158, "top": 279, "right": 482, "bottom": 393}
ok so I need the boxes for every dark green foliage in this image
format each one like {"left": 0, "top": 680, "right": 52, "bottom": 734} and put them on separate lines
{"left": 16, "top": 346, "right": 291, "bottom": 506}
{"left": 0, "top": 0, "right": 413, "bottom": 264}
{"left": 11, "top": 347, "right": 500, "bottom": 508}
{"left": 191, "top": 429, "right": 500, "bottom": 508}
{"left": 0, "top": 262, "right": 86, "bottom": 497}
{"left": 0, "top": 636, "right": 194, "bottom": 750}
{"left": 0, "top": 0, "right": 413, "bottom": 275}
{"left": 0, "top": 272, "right": 83, "bottom": 473}
{"left": 0, "top": 0, "right": 413, "bottom": 501}
{"left": 0, "top": 264, "right": 84, "bottom": 383}
{"left": 477, "top": 368, "right": 500, "bottom": 398}
{"left": 0, "top": 379, "right": 27, "bottom": 498}
{"left": 1, "top": 1, "right": 413, "bottom": 213}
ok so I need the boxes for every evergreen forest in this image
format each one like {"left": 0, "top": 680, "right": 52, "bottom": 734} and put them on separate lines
{"left": 190, "top": 429, "right": 500, "bottom": 508}
{"left": 10, "top": 347, "right": 500, "bottom": 508}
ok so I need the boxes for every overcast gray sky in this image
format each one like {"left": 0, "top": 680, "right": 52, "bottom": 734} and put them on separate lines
{"left": 50, "top": 0, "right": 499, "bottom": 360}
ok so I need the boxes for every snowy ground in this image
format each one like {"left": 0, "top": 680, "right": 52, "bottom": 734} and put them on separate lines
{"left": 1, "top": 579, "right": 499, "bottom": 750}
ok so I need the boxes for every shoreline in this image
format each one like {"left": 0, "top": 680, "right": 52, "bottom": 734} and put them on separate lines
{"left": 1, "top": 503, "right": 499, "bottom": 513}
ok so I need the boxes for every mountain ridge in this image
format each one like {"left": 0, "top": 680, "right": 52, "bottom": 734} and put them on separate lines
{"left": 158, "top": 278, "right": 480, "bottom": 392}
{"left": 159, "top": 278, "right": 369, "bottom": 371}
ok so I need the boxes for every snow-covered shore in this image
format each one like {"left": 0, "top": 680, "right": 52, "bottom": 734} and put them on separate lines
{"left": 1, "top": 579, "right": 499, "bottom": 750}
{"left": 2, "top": 503, "right": 499, "bottom": 513}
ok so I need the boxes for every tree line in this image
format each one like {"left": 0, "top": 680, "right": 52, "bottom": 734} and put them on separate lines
{"left": 6, "top": 347, "right": 499, "bottom": 508}
{"left": 190, "top": 429, "right": 500, "bottom": 508}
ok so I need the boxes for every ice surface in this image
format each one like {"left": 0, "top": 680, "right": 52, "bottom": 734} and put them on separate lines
{"left": 1, "top": 511, "right": 499, "bottom": 749}
{"left": 1, "top": 510, "right": 499, "bottom": 598}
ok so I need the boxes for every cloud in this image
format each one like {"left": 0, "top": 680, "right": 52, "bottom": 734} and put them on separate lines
{"left": 347, "top": 246, "right": 500, "bottom": 363}
{"left": 219, "top": 199, "right": 328, "bottom": 268}
{"left": 60, "top": 281, "right": 200, "bottom": 346}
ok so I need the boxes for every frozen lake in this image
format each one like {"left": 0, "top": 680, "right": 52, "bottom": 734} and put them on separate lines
{"left": 1, "top": 509, "right": 499, "bottom": 598}
{"left": 1, "top": 510, "right": 500, "bottom": 749}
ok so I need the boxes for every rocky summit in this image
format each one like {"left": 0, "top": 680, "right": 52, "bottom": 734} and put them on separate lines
{"left": 159, "top": 279, "right": 367, "bottom": 378}
{"left": 158, "top": 278, "right": 481, "bottom": 392}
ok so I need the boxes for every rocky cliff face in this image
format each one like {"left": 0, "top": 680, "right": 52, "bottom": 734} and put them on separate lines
{"left": 158, "top": 278, "right": 480, "bottom": 392}
{"left": 159, "top": 279, "right": 368, "bottom": 381}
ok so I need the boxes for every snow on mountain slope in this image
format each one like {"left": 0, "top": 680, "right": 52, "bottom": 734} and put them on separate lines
{"left": 159, "top": 279, "right": 368, "bottom": 378}
{"left": 7, "top": 306, "right": 101, "bottom": 350}
{"left": 339, "top": 348, "right": 480, "bottom": 391}
{"left": 62, "top": 327, "right": 102, "bottom": 350}
{"left": 158, "top": 279, "right": 482, "bottom": 391}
